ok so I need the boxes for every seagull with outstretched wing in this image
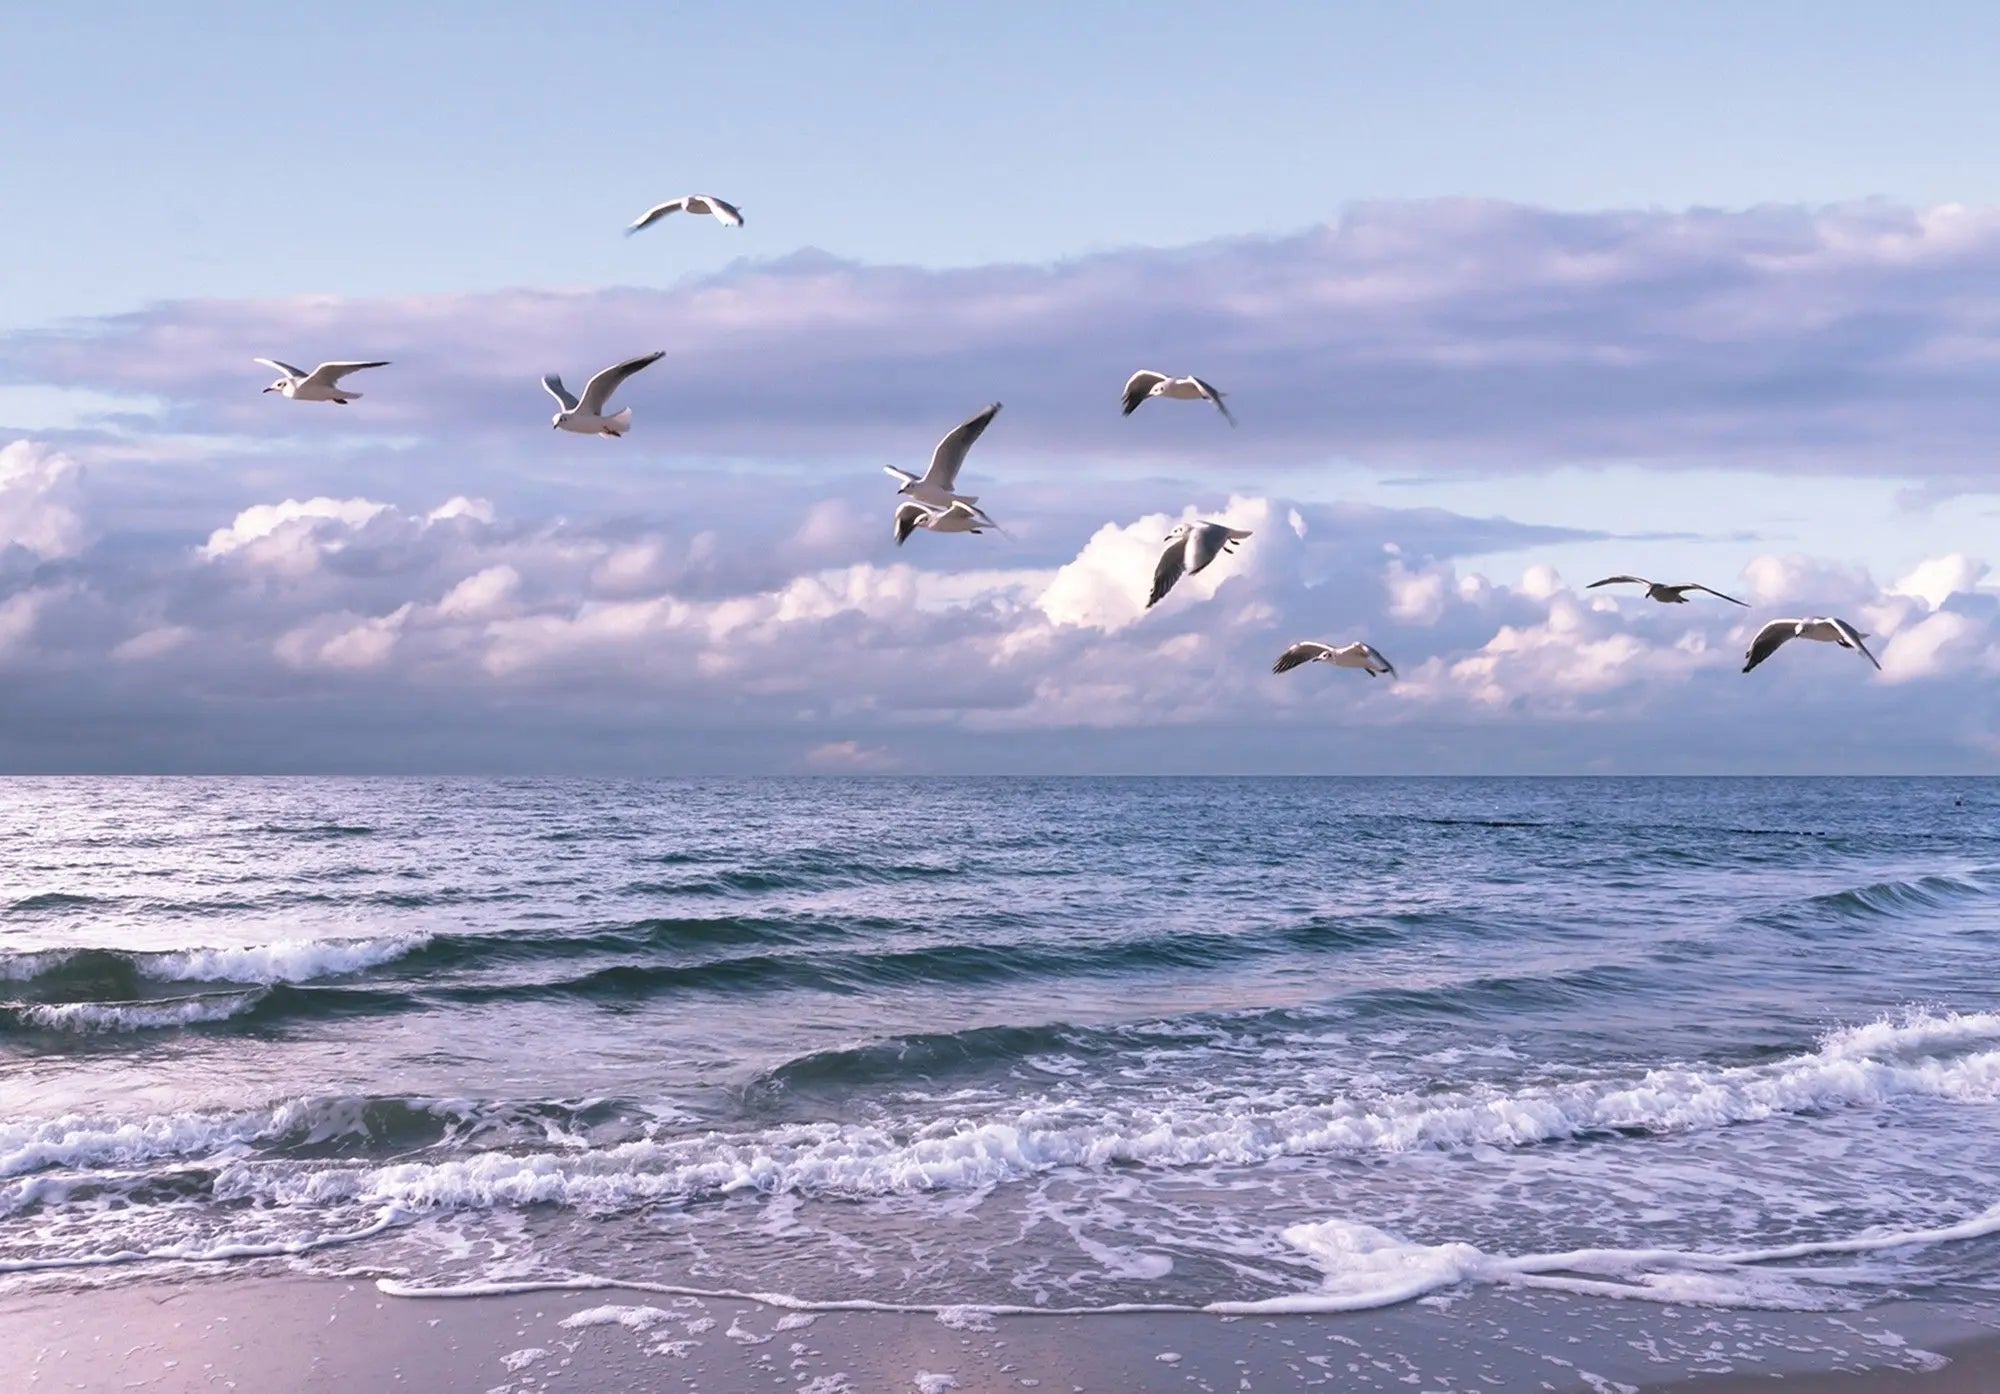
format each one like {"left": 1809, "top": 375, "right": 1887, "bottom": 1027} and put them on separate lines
{"left": 544, "top": 351, "right": 666, "bottom": 436}
{"left": 883, "top": 403, "right": 1001, "bottom": 509}
{"left": 255, "top": 358, "right": 390, "bottom": 404}
{"left": 626, "top": 195, "right": 744, "bottom": 233}
{"left": 1742, "top": 616, "right": 1879, "bottom": 673}
{"left": 1149, "top": 520, "right": 1252, "bottom": 609}
{"left": 1588, "top": 575, "right": 1747, "bottom": 606}
{"left": 1121, "top": 370, "right": 1234, "bottom": 425}
{"left": 1272, "top": 640, "right": 1397, "bottom": 678}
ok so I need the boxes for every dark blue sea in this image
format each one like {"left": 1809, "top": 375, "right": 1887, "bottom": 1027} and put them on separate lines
{"left": 5, "top": 777, "right": 2000, "bottom": 1326}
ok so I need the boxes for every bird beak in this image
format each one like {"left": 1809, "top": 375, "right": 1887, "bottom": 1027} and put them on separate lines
{"left": 261, "top": 386, "right": 274, "bottom": 393}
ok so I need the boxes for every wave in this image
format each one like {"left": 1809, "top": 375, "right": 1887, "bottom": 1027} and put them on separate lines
{"left": 0, "top": 990, "right": 267, "bottom": 1034}
{"left": 0, "top": 1095, "right": 637, "bottom": 1185}
{"left": 7, "top": 892, "right": 109, "bottom": 913}
{"left": 61, "top": 1008, "right": 1988, "bottom": 1214}
{"left": 1759, "top": 868, "right": 2000, "bottom": 932}
{"left": 0, "top": 934, "right": 434, "bottom": 993}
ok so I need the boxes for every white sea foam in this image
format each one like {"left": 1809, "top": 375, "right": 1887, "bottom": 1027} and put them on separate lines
{"left": 207, "top": 1009, "right": 2000, "bottom": 1213}
{"left": 1, "top": 1095, "right": 448, "bottom": 1183}
{"left": 0, "top": 933, "right": 429, "bottom": 986}
{"left": 559, "top": 1304, "right": 677, "bottom": 1332}
{"left": 1210, "top": 1203, "right": 2000, "bottom": 1317}
{"left": 7, "top": 991, "right": 265, "bottom": 1033}
{"left": 370, "top": 1190, "right": 2000, "bottom": 1319}
{"left": 0, "top": 1204, "right": 406, "bottom": 1274}
{"left": 144, "top": 934, "right": 431, "bottom": 983}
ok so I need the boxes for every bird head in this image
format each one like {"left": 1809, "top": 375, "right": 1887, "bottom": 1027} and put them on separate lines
{"left": 1164, "top": 523, "right": 1190, "bottom": 544}
{"left": 262, "top": 381, "right": 283, "bottom": 394}
{"left": 550, "top": 415, "right": 563, "bottom": 430}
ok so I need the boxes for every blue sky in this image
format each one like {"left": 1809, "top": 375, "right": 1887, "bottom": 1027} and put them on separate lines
{"left": 7, "top": 2, "right": 2000, "bottom": 323}
{"left": 1, "top": 3, "right": 1997, "bottom": 772}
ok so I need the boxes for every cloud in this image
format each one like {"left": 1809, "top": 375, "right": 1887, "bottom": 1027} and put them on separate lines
{"left": 0, "top": 441, "right": 86, "bottom": 558}
{"left": 0, "top": 436, "right": 1990, "bottom": 772}
{"left": 12, "top": 201, "right": 2000, "bottom": 488}
{"left": 804, "top": 740, "right": 902, "bottom": 772}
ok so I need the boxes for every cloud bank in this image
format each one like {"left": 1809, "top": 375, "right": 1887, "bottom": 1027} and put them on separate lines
{"left": 8, "top": 200, "right": 2000, "bottom": 489}
{"left": 0, "top": 440, "right": 1993, "bottom": 773}
{"left": 1, "top": 200, "right": 1997, "bottom": 771}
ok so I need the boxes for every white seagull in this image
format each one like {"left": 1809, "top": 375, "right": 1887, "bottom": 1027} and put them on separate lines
{"left": 1272, "top": 640, "right": 1397, "bottom": 679}
{"left": 625, "top": 195, "right": 745, "bottom": 234}
{"left": 893, "top": 499, "right": 998, "bottom": 545}
{"left": 543, "top": 351, "right": 665, "bottom": 436}
{"left": 254, "top": 358, "right": 389, "bottom": 404}
{"left": 1589, "top": 575, "right": 1747, "bottom": 606}
{"left": 1121, "top": 370, "right": 1234, "bottom": 426}
{"left": 1742, "top": 617, "right": 1880, "bottom": 674}
{"left": 1149, "top": 521, "right": 1252, "bottom": 609}
{"left": 884, "top": 403, "right": 1001, "bottom": 509}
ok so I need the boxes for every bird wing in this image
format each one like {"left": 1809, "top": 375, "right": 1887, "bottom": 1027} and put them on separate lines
{"left": 253, "top": 357, "right": 308, "bottom": 379}
{"left": 1121, "top": 371, "right": 1167, "bottom": 416}
{"left": 921, "top": 402, "right": 1001, "bottom": 490}
{"left": 1742, "top": 619, "right": 1798, "bottom": 673}
{"left": 893, "top": 502, "right": 930, "bottom": 546}
{"left": 540, "top": 375, "right": 579, "bottom": 411}
{"left": 1683, "top": 583, "right": 1749, "bottom": 606}
{"left": 1587, "top": 575, "right": 1650, "bottom": 589}
{"left": 1184, "top": 524, "right": 1228, "bottom": 576}
{"left": 301, "top": 361, "right": 389, "bottom": 388}
{"left": 1272, "top": 641, "right": 1332, "bottom": 674}
{"left": 1830, "top": 617, "right": 1881, "bottom": 670}
{"left": 951, "top": 500, "right": 1001, "bottom": 529}
{"left": 1363, "top": 644, "right": 1397, "bottom": 678}
{"left": 625, "top": 199, "right": 688, "bottom": 234}
{"left": 699, "top": 196, "right": 744, "bottom": 226}
{"left": 1147, "top": 538, "right": 1187, "bottom": 609}
{"left": 1191, "top": 377, "right": 1235, "bottom": 426}
{"left": 578, "top": 351, "right": 665, "bottom": 414}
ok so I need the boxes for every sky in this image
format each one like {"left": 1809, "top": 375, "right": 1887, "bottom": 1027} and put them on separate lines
{"left": 2, "top": 2, "right": 1998, "bottom": 773}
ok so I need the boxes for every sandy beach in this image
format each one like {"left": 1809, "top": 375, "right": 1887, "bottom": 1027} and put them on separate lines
{"left": 10, "top": 1274, "right": 2000, "bottom": 1393}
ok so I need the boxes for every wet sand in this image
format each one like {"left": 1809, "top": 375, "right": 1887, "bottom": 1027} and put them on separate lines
{"left": 8, "top": 1274, "right": 1999, "bottom": 1393}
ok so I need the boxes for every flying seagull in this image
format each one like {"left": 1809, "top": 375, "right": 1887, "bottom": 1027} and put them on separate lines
{"left": 884, "top": 403, "right": 1001, "bottom": 509}
{"left": 625, "top": 195, "right": 745, "bottom": 234}
{"left": 543, "top": 351, "right": 665, "bottom": 436}
{"left": 893, "top": 499, "right": 998, "bottom": 545}
{"left": 1121, "top": 371, "right": 1234, "bottom": 426}
{"left": 254, "top": 359, "right": 389, "bottom": 404}
{"left": 1149, "top": 521, "right": 1252, "bottom": 609}
{"left": 1742, "top": 617, "right": 1880, "bottom": 674}
{"left": 1272, "top": 640, "right": 1397, "bottom": 678}
{"left": 1589, "top": 575, "right": 1747, "bottom": 606}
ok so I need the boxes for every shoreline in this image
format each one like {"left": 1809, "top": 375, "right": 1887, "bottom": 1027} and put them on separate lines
{"left": 10, "top": 1272, "right": 2000, "bottom": 1393}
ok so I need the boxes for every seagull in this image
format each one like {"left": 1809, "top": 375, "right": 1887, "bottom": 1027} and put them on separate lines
{"left": 254, "top": 359, "right": 389, "bottom": 404}
{"left": 543, "top": 351, "right": 665, "bottom": 436}
{"left": 1149, "top": 521, "right": 1252, "bottom": 609}
{"left": 1272, "top": 640, "right": 1397, "bottom": 679}
{"left": 883, "top": 403, "right": 1000, "bottom": 509}
{"left": 893, "top": 499, "right": 997, "bottom": 545}
{"left": 1742, "top": 617, "right": 1880, "bottom": 674}
{"left": 1588, "top": 575, "right": 1747, "bottom": 606}
{"left": 625, "top": 195, "right": 745, "bottom": 234}
{"left": 1121, "top": 371, "right": 1234, "bottom": 426}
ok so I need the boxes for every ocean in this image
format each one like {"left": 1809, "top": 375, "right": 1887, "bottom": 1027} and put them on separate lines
{"left": 5, "top": 776, "right": 2000, "bottom": 1330}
